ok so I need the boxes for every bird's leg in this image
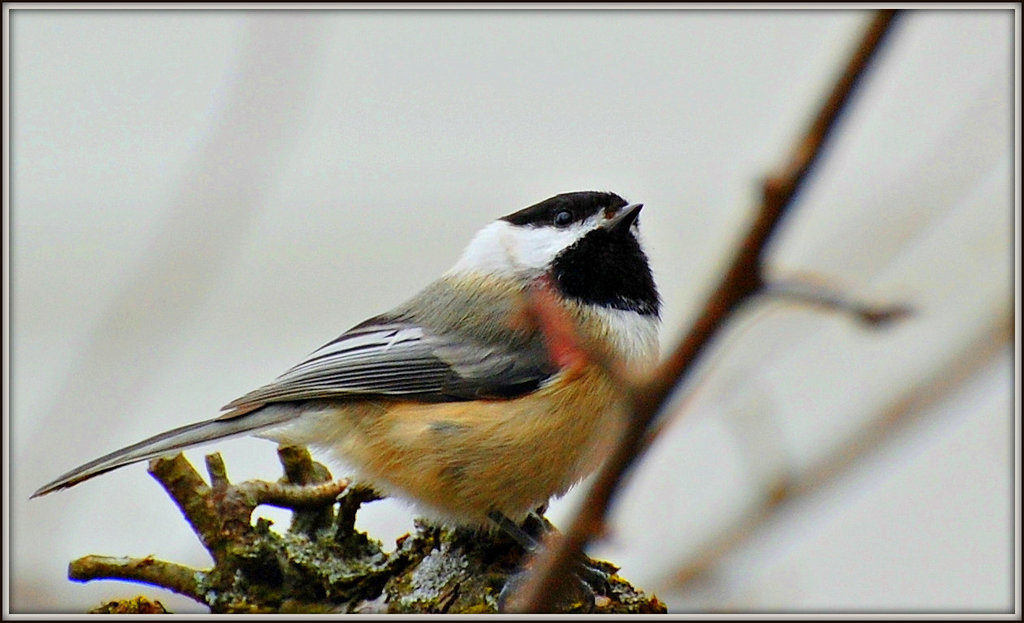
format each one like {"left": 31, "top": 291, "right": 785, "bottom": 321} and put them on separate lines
{"left": 489, "top": 509, "right": 611, "bottom": 612}
{"left": 487, "top": 509, "right": 540, "bottom": 551}
{"left": 524, "top": 508, "right": 612, "bottom": 593}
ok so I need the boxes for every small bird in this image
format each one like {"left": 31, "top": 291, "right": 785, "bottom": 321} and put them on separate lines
{"left": 33, "top": 191, "right": 661, "bottom": 531}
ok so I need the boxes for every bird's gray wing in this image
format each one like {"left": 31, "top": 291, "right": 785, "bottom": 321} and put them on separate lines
{"left": 221, "top": 315, "right": 556, "bottom": 413}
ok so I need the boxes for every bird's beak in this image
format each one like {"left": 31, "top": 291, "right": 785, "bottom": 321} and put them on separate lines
{"left": 604, "top": 203, "right": 643, "bottom": 234}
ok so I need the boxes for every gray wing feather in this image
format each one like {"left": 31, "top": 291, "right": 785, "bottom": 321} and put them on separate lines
{"left": 223, "top": 317, "right": 554, "bottom": 411}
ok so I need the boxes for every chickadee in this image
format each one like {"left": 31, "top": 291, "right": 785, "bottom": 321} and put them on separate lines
{"left": 33, "top": 191, "right": 661, "bottom": 529}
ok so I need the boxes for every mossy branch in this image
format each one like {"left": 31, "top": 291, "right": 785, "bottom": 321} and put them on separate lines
{"left": 66, "top": 447, "right": 665, "bottom": 613}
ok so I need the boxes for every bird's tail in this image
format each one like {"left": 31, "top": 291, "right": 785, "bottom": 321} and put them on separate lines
{"left": 31, "top": 406, "right": 299, "bottom": 498}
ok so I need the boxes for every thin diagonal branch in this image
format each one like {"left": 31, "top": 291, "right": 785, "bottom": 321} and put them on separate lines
{"left": 507, "top": 10, "right": 902, "bottom": 613}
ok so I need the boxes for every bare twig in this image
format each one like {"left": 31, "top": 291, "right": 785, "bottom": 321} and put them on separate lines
{"left": 507, "top": 10, "right": 902, "bottom": 612}
{"left": 148, "top": 454, "right": 224, "bottom": 558}
{"left": 234, "top": 478, "right": 350, "bottom": 510}
{"left": 762, "top": 278, "right": 913, "bottom": 327}
{"left": 69, "top": 555, "right": 203, "bottom": 603}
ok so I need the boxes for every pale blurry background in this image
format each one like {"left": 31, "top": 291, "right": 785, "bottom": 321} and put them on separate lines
{"left": 4, "top": 7, "right": 1017, "bottom": 615}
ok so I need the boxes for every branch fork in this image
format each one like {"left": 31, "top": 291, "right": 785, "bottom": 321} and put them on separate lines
{"left": 68, "top": 446, "right": 355, "bottom": 611}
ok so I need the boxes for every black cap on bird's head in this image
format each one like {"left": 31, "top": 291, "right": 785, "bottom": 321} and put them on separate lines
{"left": 500, "top": 191, "right": 633, "bottom": 229}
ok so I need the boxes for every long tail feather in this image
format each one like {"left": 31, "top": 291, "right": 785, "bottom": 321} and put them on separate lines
{"left": 31, "top": 406, "right": 298, "bottom": 498}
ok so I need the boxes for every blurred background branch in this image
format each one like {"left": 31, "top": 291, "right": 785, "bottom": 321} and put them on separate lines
{"left": 670, "top": 314, "right": 1011, "bottom": 590}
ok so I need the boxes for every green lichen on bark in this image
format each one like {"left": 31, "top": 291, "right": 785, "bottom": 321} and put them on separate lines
{"left": 70, "top": 447, "right": 666, "bottom": 614}
{"left": 383, "top": 521, "right": 666, "bottom": 614}
{"left": 87, "top": 596, "right": 169, "bottom": 614}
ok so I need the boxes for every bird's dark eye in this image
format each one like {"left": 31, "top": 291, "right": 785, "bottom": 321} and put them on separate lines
{"left": 553, "top": 210, "right": 573, "bottom": 227}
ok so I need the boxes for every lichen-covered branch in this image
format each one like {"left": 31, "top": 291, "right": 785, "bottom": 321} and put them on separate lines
{"left": 66, "top": 448, "right": 665, "bottom": 613}
{"left": 88, "top": 596, "right": 169, "bottom": 614}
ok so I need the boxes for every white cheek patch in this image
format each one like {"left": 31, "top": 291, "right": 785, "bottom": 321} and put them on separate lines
{"left": 448, "top": 218, "right": 597, "bottom": 277}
